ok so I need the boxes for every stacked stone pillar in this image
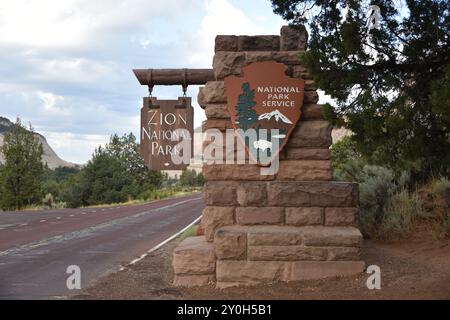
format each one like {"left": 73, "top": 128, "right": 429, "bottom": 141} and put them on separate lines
{"left": 173, "top": 26, "right": 365, "bottom": 288}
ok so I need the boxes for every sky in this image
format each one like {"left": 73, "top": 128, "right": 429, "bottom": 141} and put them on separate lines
{"left": 0, "top": 0, "right": 311, "bottom": 164}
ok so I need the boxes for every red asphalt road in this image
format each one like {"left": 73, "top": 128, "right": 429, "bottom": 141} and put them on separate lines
{"left": 0, "top": 193, "right": 204, "bottom": 299}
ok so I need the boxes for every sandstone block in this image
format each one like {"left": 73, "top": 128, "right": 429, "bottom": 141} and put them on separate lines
{"left": 236, "top": 207, "right": 284, "bottom": 225}
{"left": 216, "top": 260, "right": 365, "bottom": 284}
{"left": 288, "top": 261, "right": 365, "bottom": 281}
{"left": 236, "top": 182, "right": 267, "bottom": 206}
{"left": 304, "top": 90, "right": 319, "bottom": 103}
{"left": 238, "top": 35, "right": 280, "bottom": 51}
{"left": 203, "top": 119, "right": 233, "bottom": 131}
{"left": 198, "top": 81, "right": 226, "bottom": 106}
{"left": 277, "top": 160, "right": 332, "bottom": 181}
{"left": 201, "top": 206, "right": 235, "bottom": 242}
{"left": 280, "top": 25, "right": 308, "bottom": 51}
{"left": 291, "top": 65, "right": 312, "bottom": 79}
{"left": 304, "top": 79, "right": 317, "bottom": 91}
{"left": 202, "top": 142, "right": 243, "bottom": 164}
{"left": 285, "top": 207, "right": 323, "bottom": 226}
{"left": 248, "top": 245, "right": 327, "bottom": 261}
{"left": 247, "top": 226, "right": 303, "bottom": 246}
{"left": 214, "top": 226, "right": 247, "bottom": 260}
{"left": 173, "top": 274, "right": 215, "bottom": 287}
{"left": 301, "top": 226, "right": 363, "bottom": 247}
{"left": 301, "top": 104, "right": 325, "bottom": 120}
{"left": 204, "top": 104, "right": 230, "bottom": 119}
{"left": 203, "top": 164, "right": 274, "bottom": 181}
{"left": 326, "top": 247, "right": 361, "bottom": 261}
{"left": 215, "top": 35, "right": 238, "bottom": 52}
{"left": 245, "top": 51, "right": 303, "bottom": 65}
{"left": 288, "top": 121, "right": 332, "bottom": 148}
{"left": 213, "top": 51, "right": 245, "bottom": 80}
{"left": 325, "top": 207, "right": 357, "bottom": 226}
{"left": 203, "top": 181, "right": 238, "bottom": 206}
{"left": 281, "top": 148, "right": 331, "bottom": 160}
{"left": 267, "top": 181, "right": 358, "bottom": 207}
{"left": 173, "top": 236, "right": 216, "bottom": 275}
{"left": 216, "top": 260, "right": 288, "bottom": 283}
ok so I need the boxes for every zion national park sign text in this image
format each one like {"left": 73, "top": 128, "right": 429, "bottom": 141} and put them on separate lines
{"left": 140, "top": 97, "right": 193, "bottom": 170}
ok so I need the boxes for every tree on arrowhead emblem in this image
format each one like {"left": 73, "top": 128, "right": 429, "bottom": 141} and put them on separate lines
{"left": 235, "top": 82, "right": 258, "bottom": 130}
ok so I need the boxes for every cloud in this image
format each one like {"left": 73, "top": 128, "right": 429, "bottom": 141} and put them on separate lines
{"left": 36, "top": 91, "right": 69, "bottom": 116}
{"left": 0, "top": 0, "right": 286, "bottom": 164}
{"left": 188, "top": 0, "right": 284, "bottom": 66}
{"left": 40, "top": 131, "right": 110, "bottom": 164}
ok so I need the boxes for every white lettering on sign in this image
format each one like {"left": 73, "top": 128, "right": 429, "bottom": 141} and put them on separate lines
{"left": 257, "top": 86, "right": 301, "bottom": 93}
{"left": 142, "top": 109, "right": 191, "bottom": 158}
{"left": 257, "top": 86, "right": 301, "bottom": 108}
{"left": 147, "top": 110, "right": 187, "bottom": 126}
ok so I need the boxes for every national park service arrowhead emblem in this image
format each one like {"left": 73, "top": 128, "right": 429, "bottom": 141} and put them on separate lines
{"left": 224, "top": 61, "right": 305, "bottom": 166}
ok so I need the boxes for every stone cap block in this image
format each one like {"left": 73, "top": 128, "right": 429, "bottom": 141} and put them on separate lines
{"left": 215, "top": 35, "right": 280, "bottom": 52}
{"left": 280, "top": 25, "right": 308, "bottom": 51}
{"left": 173, "top": 236, "right": 216, "bottom": 275}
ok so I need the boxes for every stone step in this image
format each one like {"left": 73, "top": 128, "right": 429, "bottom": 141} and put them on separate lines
{"left": 214, "top": 225, "right": 363, "bottom": 261}
{"left": 216, "top": 260, "right": 366, "bottom": 288}
{"left": 172, "top": 236, "right": 216, "bottom": 287}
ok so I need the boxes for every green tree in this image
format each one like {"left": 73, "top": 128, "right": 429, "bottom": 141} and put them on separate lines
{"left": 106, "top": 133, "right": 163, "bottom": 190}
{"left": 236, "top": 82, "right": 258, "bottom": 130}
{"left": 271, "top": 0, "right": 450, "bottom": 179}
{"left": 196, "top": 172, "right": 205, "bottom": 186}
{"left": 82, "top": 146, "right": 133, "bottom": 205}
{"left": 60, "top": 133, "right": 164, "bottom": 207}
{"left": 0, "top": 118, "right": 44, "bottom": 210}
{"left": 180, "top": 169, "right": 198, "bottom": 186}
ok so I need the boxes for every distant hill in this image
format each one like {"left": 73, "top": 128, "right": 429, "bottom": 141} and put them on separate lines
{"left": 0, "top": 116, "right": 80, "bottom": 170}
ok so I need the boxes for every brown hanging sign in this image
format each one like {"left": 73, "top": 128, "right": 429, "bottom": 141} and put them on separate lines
{"left": 224, "top": 61, "right": 305, "bottom": 165}
{"left": 140, "top": 97, "right": 193, "bottom": 170}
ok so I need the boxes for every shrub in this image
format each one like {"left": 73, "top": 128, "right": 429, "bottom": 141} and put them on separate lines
{"left": 429, "top": 177, "right": 450, "bottom": 239}
{"left": 42, "top": 193, "right": 66, "bottom": 209}
{"left": 332, "top": 157, "right": 418, "bottom": 239}
{"left": 379, "top": 189, "right": 424, "bottom": 239}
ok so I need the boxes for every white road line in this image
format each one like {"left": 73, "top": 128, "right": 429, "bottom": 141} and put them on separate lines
{"left": 69, "top": 214, "right": 75, "bottom": 217}
{"left": 56, "top": 217, "right": 61, "bottom": 220}
{"left": 0, "top": 197, "right": 202, "bottom": 258}
{"left": 40, "top": 220, "right": 46, "bottom": 223}
{"left": 120, "top": 215, "right": 202, "bottom": 271}
{"left": 20, "top": 223, "right": 28, "bottom": 226}
{"left": 81, "top": 212, "right": 86, "bottom": 215}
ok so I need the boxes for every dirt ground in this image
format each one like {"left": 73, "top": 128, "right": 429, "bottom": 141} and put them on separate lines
{"left": 73, "top": 228, "right": 450, "bottom": 300}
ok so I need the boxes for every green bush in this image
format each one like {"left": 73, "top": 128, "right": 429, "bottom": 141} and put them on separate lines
{"left": 429, "top": 177, "right": 450, "bottom": 239}
{"left": 379, "top": 190, "right": 424, "bottom": 239}
{"left": 355, "top": 165, "right": 413, "bottom": 239}
{"left": 332, "top": 140, "right": 422, "bottom": 239}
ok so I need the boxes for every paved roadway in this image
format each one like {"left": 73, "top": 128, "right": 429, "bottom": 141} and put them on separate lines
{"left": 0, "top": 193, "right": 204, "bottom": 299}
